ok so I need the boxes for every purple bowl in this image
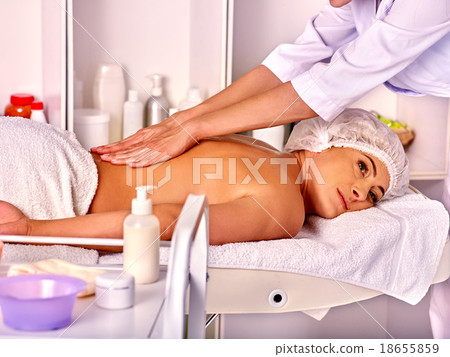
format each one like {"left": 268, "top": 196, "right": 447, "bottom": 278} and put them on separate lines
{"left": 0, "top": 274, "right": 86, "bottom": 331}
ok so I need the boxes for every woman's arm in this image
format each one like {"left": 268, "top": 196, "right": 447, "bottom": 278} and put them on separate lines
{"left": 29, "top": 211, "right": 130, "bottom": 239}
{"left": 29, "top": 204, "right": 184, "bottom": 241}
{"left": 186, "top": 81, "right": 316, "bottom": 140}
{"left": 93, "top": 66, "right": 317, "bottom": 167}
{"left": 93, "top": 65, "right": 282, "bottom": 155}
{"left": 97, "top": 81, "right": 317, "bottom": 167}
{"left": 183, "top": 65, "right": 284, "bottom": 122}
{"left": 0, "top": 201, "right": 183, "bottom": 251}
{"left": 0, "top": 195, "right": 304, "bottom": 249}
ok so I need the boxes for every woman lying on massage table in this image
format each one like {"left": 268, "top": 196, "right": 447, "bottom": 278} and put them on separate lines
{"left": 0, "top": 108, "right": 408, "bottom": 253}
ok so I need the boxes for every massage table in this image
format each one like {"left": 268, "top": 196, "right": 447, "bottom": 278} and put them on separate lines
{"left": 1, "top": 186, "right": 449, "bottom": 338}
{"left": 204, "top": 239, "right": 450, "bottom": 315}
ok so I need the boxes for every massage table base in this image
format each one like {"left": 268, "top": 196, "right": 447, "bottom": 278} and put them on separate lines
{"left": 203, "top": 239, "right": 450, "bottom": 314}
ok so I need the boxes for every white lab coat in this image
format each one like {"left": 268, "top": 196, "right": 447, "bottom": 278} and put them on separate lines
{"left": 262, "top": 0, "right": 450, "bottom": 121}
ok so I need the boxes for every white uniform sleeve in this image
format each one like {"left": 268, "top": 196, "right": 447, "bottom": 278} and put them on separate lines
{"left": 266, "top": 0, "right": 450, "bottom": 121}
{"left": 262, "top": 4, "right": 357, "bottom": 84}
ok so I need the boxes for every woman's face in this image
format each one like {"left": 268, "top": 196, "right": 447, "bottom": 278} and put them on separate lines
{"left": 329, "top": 0, "right": 352, "bottom": 7}
{"left": 304, "top": 147, "right": 390, "bottom": 219}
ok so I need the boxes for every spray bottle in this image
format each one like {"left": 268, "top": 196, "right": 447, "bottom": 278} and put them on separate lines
{"left": 123, "top": 186, "right": 160, "bottom": 284}
{"left": 145, "top": 74, "right": 169, "bottom": 126}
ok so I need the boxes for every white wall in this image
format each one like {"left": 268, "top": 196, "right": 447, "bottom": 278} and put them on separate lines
{"left": 42, "top": 0, "right": 64, "bottom": 127}
{"left": 189, "top": 0, "right": 227, "bottom": 98}
{"left": 73, "top": 0, "right": 226, "bottom": 112}
{"left": 232, "top": 0, "right": 327, "bottom": 81}
{"left": 73, "top": 0, "right": 191, "bottom": 110}
{"left": 0, "top": 0, "right": 44, "bottom": 114}
{"left": 0, "top": 0, "right": 64, "bottom": 127}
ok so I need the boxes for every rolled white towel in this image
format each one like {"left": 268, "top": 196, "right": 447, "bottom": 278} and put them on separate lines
{"left": 0, "top": 116, "right": 98, "bottom": 219}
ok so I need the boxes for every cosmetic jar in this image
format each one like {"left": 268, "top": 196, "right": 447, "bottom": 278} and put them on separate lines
{"left": 95, "top": 271, "right": 135, "bottom": 310}
{"left": 5, "top": 94, "right": 34, "bottom": 118}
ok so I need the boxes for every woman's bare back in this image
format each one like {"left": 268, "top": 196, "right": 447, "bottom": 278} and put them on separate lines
{"left": 89, "top": 134, "right": 302, "bottom": 213}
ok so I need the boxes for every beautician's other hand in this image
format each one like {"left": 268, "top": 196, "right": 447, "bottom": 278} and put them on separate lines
{"left": 0, "top": 201, "right": 30, "bottom": 236}
{"left": 92, "top": 115, "right": 198, "bottom": 167}
{"left": 0, "top": 240, "right": 3, "bottom": 261}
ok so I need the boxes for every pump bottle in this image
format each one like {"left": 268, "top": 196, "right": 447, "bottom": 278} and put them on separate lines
{"left": 146, "top": 74, "right": 169, "bottom": 126}
{"left": 123, "top": 186, "right": 160, "bottom": 284}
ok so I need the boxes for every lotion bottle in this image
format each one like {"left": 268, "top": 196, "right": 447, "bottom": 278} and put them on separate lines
{"left": 123, "top": 90, "right": 144, "bottom": 138}
{"left": 123, "top": 186, "right": 160, "bottom": 284}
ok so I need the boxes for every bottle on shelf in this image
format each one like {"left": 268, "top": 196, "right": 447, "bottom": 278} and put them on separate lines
{"left": 145, "top": 74, "right": 169, "bottom": 126}
{"left": 93, "top": 64, "right": 126, "bottom": 143}
{"left": 123, "top": 90, "right": 144, "bottom": 139}
{"left": 123, "top": 186, "right": 160, "bottom": 285}
{"left": 252, "top": 125, "right": 286, "bottom": 152}
{"left": 4, "top": 93, "right": 35, "bottom": 118}
{"left": 30, "top": 101, "right": 47, "bottom": 124}
{"left": 178, "top": 87, "right": 203, "bottom": 111}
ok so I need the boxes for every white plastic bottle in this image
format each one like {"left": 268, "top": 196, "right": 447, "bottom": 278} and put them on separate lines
{"left": 252, "top": 125, "right": 286, "bottom": 151}
{"left": 146, "top": 74, "right": 169, "bottom": 126}
{"left": 178, "top": 87, "right": 203, "bottom": 111}
{"left": 93, "top": 64, "right": 126, "bottom": 143}
{"left": 123, "top": 186, "right": 160, "bottom": 284}
{"left": 123, "top": 90, "right": 144, "bottom": 139}
{"left": 30, "top": 101, "right": 47, "bottom": 123}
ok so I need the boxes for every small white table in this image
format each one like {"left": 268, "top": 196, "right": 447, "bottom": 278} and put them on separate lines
{"left": 0, "top": 265, "right": 167, "bottom": 339}
{"left": 0, "top": 194, "right": 209, "bottom": 339}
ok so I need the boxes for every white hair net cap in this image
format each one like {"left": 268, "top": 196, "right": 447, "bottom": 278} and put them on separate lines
{"left": 285, "top": 108, "right": 409, "bottom": 200}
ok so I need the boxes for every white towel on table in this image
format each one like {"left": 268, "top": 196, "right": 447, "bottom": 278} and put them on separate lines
{"left": 1, "top": 244, "right": 98, "bottom": 265}
{"left": 99, "top": 189, "right": 449, "bottom": 309}
{"left": 0, "top": 116, "right": 98, "bottom": 219}
{"left": 202, "top": 190, "right": 448, "bottom": 305}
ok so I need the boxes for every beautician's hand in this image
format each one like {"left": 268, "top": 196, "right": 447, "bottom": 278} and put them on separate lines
{"left": 0, "top": 201, "right": 30, "bottom": 236}
{"left": 92, "top": 115, "right": 198, "bottom": 167}
{"left": 0, "top": 241, "right": 3, "bottom": 261}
